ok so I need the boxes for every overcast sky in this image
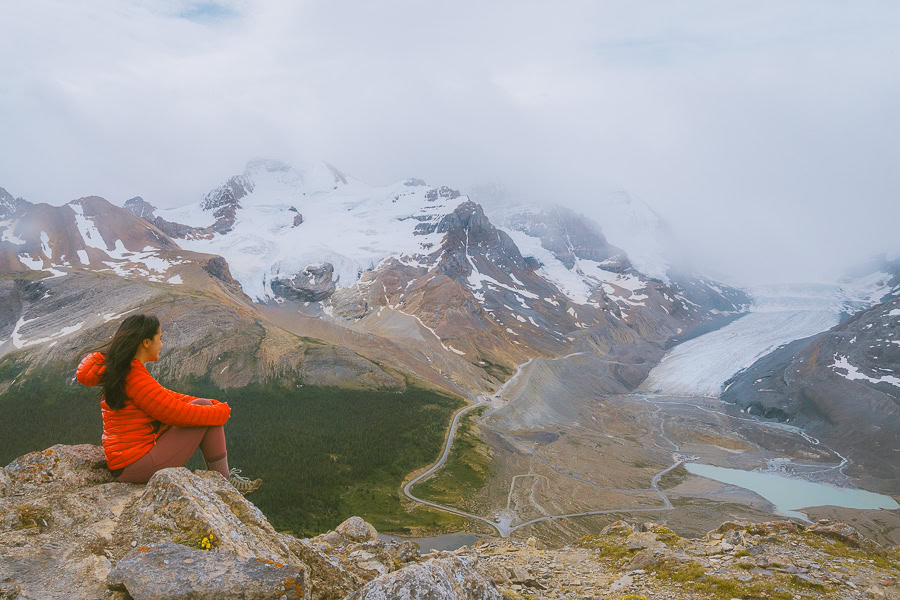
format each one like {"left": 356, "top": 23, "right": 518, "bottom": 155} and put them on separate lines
{"left": 1, "top": 1, "right": 898, "bottom": 284}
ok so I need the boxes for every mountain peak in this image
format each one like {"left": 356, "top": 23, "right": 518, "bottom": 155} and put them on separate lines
{"left": 241, "top": 157, "right": 351, "bottom": 193}
{"left": 243, "top": 157, "right": 292, "bottom": 174}
{"left": 0, "top": 187, "right": 27, "bottom": 219}
{"left": 123, "top": 196, "right": 157, "bottom": 219}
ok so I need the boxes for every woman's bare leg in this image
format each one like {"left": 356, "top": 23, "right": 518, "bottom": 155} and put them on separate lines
{"left": 116, "top": 398, "right": 229, "bottom": 483}
{"left": 186, "top": 398, "right": 230, "bottom": 478}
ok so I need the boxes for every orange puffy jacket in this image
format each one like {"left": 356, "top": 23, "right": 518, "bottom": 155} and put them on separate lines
{"left": 76, "top": 352, "right": 231, "bottom": 470}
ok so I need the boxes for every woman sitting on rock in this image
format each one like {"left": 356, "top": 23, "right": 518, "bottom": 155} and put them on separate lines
{"left": 76, "top": 314, "right": 262, "bottom": 495}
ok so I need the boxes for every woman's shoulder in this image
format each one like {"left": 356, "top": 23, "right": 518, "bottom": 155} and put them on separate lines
{"left": 126, "top": 359, "right": 151, "bottom": 378}
{"left": 124, "top": 360, "right": 160, "bottom": 391}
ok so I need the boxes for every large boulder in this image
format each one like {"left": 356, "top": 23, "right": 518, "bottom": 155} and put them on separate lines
{"left": 0, "top": 446, "right": 136, "bottom": 599}
{"left": 0, "top": 445, "right": 396, "bottom": 600}
{"left": 346, "top": 554, "right": 503, "bottom": 600}
{"left": 627, "top": 548, "right": 692, "bottom": 570}
{"left": 624, "top": 531, "right": 666, "bottom": 551}
{"left": 601, "top": 519, "right": 634, "bottom": 536}
{"left": 107, "top": 541, "right": 306, "bottom": 600}
{"left": 3, "top": 444, "right": 114, "bottom": 494}
{"left": 335, "top": 516, "right": 379, "bottom": 543}
{"left": 110, "top": 467, "right": 300, "bottom": 565}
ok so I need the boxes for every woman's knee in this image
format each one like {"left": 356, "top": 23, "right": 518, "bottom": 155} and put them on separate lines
{"left": 189, "top": 398, "right": 213, "bottom": 406}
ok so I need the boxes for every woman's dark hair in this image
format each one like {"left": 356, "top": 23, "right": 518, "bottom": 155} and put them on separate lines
{"left": 89, "top": 314, "right": 160, "bottom": 410}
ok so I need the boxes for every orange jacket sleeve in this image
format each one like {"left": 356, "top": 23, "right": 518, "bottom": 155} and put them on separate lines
{"left": 124, "top": 363, "right": 230, "bottom": 428}
{"left": 161, "top": 387, "right": 225, "bottom": 406}
{"left": 168, "top": 389, "right": 199, "bottom": 404}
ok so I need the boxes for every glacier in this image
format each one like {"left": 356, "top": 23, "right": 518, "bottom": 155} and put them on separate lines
{"left": 638, "top": 281, "right": 892, "bottom": 397}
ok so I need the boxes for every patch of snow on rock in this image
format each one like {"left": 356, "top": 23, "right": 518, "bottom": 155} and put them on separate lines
{"left": 40, "top": 231, "right": 52, "bottom": 258}
{"left": 69, "top": 202, "right": 108, "bottom": 251}
{"left": 11, "top": 317, "right": 84, "bottom": 349}
{"left": 831, "top": 354, "right": 900, "bottom": 388}
{"left": 0, "top": 220, "right": 26, "bottom": 245}
{"left": 17, "top": 254, "right": 43, "bottom": 270}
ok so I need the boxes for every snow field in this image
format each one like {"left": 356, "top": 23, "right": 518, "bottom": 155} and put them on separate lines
{"left": 169, "top": 163, "right": 466, "bottom": 302}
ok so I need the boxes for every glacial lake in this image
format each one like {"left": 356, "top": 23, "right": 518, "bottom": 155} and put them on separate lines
{"left": 685, "top": 463, "right": 900, "bottom": 521}
{"left": 377, "top": 532, "right": 483, "bottom": 552}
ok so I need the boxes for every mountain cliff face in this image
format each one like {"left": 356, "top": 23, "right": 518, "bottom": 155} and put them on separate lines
{"left": 322, "top": 197, "right": 747, "bottom": 394}
{"left": 723, "top": 263, "right": 900, "bottom": 493}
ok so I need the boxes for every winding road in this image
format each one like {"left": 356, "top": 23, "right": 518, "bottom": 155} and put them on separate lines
{"left": 401, "top": 399, "right": 515, "bottom": 534}
{"left": 400, "top": 360, "right": 686, "bottom": 537}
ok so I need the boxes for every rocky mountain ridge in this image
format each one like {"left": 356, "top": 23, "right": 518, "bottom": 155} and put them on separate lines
{"left": 1, "top": 444, "right": 897, "bottom": 599}
{"left": 321, "top": 194, "right": 749, "bottom": 393}
{"left": 0, "top": 192, "right": 222, "bottom": 290}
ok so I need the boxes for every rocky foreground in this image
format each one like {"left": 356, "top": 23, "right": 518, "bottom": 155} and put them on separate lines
{"left": 0, "top": 445, "right": 897, "bottom": 599}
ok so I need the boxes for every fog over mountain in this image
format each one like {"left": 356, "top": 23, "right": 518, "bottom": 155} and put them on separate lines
{"left": 1, "top": 0, "right": 898, "bottom": 284}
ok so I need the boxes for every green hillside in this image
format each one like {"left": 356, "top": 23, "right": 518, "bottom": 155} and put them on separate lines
{"left": 0, "top": 356, "right": 471, "bottom": 536}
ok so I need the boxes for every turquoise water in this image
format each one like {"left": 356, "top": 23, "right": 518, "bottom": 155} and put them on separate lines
{"left": 685, "top": 463, "right": 900, "bottom": 521}
{"left": 377, "top": 532, "right": 482, "bottom": 552}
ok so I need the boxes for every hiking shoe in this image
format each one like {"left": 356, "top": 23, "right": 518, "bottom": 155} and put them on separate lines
{"left": 227, "top": 468, "right": 262, "bottom": 495}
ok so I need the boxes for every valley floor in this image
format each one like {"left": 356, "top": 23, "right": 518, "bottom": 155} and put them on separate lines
{"left": 404, "top": 284, "right": 900, "bottom": 547}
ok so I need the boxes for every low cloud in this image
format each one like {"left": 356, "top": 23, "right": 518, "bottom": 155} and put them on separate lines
{"left": 1, "top": 0, "right": 897, "bottom": 284}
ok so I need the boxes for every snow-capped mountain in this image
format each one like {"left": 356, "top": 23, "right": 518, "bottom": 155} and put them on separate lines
{"left": 138, "top": 159, "right": 749, "bottom": 322}
{"left": 126, "top": 158, "right": 751, "bottom": 390}
{"left": 138, "top": 159, "right": 474, "bottom": 303}
{"left": 0, "top": 192, "right": 202, "bottom": 285}
{"left": 1, "top": 158, "right": 752, "bottom": 395}
{"left": 500, "top": 206, "right": 750, "bottom": 320}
